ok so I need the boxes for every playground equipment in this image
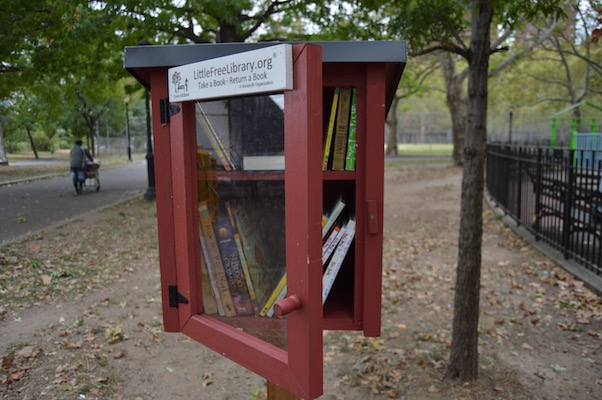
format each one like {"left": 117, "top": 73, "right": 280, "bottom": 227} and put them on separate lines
{"left": 550, "top": 100, "right": 602, "bottom": 149}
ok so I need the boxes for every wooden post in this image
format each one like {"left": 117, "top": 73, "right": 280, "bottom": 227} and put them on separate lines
{"left": 267, "top": 381, "right": 300, "bottom": 400}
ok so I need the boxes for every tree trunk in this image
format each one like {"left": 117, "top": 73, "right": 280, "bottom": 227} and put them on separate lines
{"left": 386, "top": 95, "right": 400, "bottom": 155}
{"left": 446, "top": 0, "right": 493, "bottom": 382}
{"left": 437, "top": 52, "right": 467, "bottom": 166}
{"left": 26, "top": 127, "right": 39, "bottom": 159}
{"left": 0, "top": 122, "right": 8, "bottom": 165}
{"left": 88, "top": 124, "right": 96, "bottom": 157}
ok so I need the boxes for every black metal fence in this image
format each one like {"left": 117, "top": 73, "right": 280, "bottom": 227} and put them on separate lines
{"left": 487, "top": 143, "right": 602, "bottom": 276}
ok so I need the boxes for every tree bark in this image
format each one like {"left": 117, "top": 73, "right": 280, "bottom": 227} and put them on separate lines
{"left": 386, "top": 95, "right": 400, "bottom": 155}
{"left": 437, "top": 52, "right": 467, "bottom": 166}
{"left": 0, "top": 122, "right": 8, "bottom": 165}
{"left": 26, "top": 127, "right": 39, "bottom": 159}
{"left": 446, "top": 0, "right": 493, "bottom": 382}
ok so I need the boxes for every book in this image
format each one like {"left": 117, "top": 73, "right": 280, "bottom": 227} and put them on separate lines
{"left": 322, "top": 223, "right": 346, "bottom": 266}
{"left": 266, "top": 284, "right": 287, "bottom": 318}
{"left": 331, "top": 87, "right": 353, "bottom": 171}
{"left": 198, "top": 202, "right": 237, "bottom": 317}
{"left": 243, "top": 155, "right": 284, "bottom": 171}
{"left": 199, "top": 250, "right": 219, "bottom": 315}
{"left": 345, "top": 88, "right": 357, "bottom": 171}
{"left": 213, "top": 217, "right": 254, "bottom": 316}
{"left": 260, "top": 273, "right": 287, "bottom": 317}
{"left": 322, "top": 223, "right": 341, "bottom": 257}
{"left": 322, "top": 219, "right": 356, "bottom": 304}
{"left": 197, "top": 150, "right": 219, "bottom": 216}
{"left": 232, "top": 201, "right": 285, "bottom": 311}
{"left": 225, "top": 201, "right": 261, "bottom": 315}
{"left": 196, "top": 102, "right": 239, "bottom": 171}
{"left": 322, "top": 196, "right": 346, "bottom": 239}
{"left": 322, "top": 87, "right": 340, "bottom": 171}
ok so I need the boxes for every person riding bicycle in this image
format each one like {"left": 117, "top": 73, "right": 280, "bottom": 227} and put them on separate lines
{"left": 70, "top": 139, "right": 93, "bottom": 194}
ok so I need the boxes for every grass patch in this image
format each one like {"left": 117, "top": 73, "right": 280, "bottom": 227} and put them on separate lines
{"left": 396, "top": 143, "right": 453, "bottom": 157}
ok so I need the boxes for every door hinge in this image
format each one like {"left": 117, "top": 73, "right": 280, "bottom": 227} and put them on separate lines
{"left": 160, "top": 99, "right": 181, "bottom": 124}
{"left": 168, "top": 285, "right": 189, "bottom": 308}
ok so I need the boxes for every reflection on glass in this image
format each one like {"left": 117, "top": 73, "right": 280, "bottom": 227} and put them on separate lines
{"left": 195, "top": 95, "right": 287, "bottom": 350}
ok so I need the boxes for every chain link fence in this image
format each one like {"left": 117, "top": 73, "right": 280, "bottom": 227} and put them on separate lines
{"left": 94, "top": 135, "right": 150, "bottom": 157}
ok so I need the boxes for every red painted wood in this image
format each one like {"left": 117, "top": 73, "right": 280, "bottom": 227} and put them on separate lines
{"left": 362, "top": 63, "right": 386, "bottom": 337}
{"left": 274, "top": 295, "right": 302, "bottom": 317}
{"left": 182, "top": 315, "right": 303, "bottom": 394}
{"left": 146, "top": 44, "right": 397, "bottom": 398}
{"left": 160, "top": 44, "right": 325, "bottom": 400}
{"left": 169, "top": 101, "right": 199, "bottom": 329}
{"left": 366, "top": 200, "right": 379, "bottom": 234}
{"left": 150, "top": 68, "right": 180, "bottom": 332}
{"left": 284, "top": 43, "right": 324, "bottom": 400}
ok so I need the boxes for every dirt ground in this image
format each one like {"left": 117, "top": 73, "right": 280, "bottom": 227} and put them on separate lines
{"left": 1, "top": 162, "right": 600, "bottom": 399}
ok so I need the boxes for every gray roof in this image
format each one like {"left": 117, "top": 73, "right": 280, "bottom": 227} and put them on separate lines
{"left": 124, "top": 41, "right": 407, "bottom": 112}
{"left": 124, "top": 41, "right": 406, "bottom": 70}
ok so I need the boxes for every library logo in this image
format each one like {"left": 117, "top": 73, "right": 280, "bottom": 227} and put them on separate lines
{"left": 171, "top": 71, "right": 189, "bottom": 95}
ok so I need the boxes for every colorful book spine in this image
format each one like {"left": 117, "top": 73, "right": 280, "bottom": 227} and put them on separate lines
{"left": 345, "top": 88, "right": 357, "bottom": 171}
{"left": 225, "top": 201, "right": 261, "bottom": 316}
{"left": 322, "top": 224, "right": 346, "bottom": 266}
{"left": 322, "top": 223, "right": 341, "bottom": 257}
{"left": 214, "top": 217, "right": 254, "bottom": 316}
{"left": 322, "top": 219, "right": 356, "bottom": 305}
{"left": 322, "top": 197, "right": 345, "bottom": 239}
{"left": 266, "top": 284, "right": 287, "bottom": 318}
{"left": 331, "top": 87, "right": 352, "bottom": 171}
{"left": 322, "top": 87, "right": 340, "bottom": 171}
{"left": 196, "top": 103, "right": 238, "bottom": 171}
{"left": 198, "top": 202, "right": 236, "bottom": 317}
{"left": 260, "top": 273, "right": 287, "bottom": 317}
{"left": 199, "top": 250, "right": 219, "bottom": 315}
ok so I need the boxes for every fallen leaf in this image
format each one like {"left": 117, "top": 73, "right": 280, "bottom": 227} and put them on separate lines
{"left": 551, "top": 364, "right": 566, "bottom": 372}
{"left": 41, "top": 275, "right": 52, "bottom": 285}
{"left": 428, "top": 385, "right": 440, "bottom": 393}
{"left": 202, "top": 372, "right": 213, "bottom": 387}
{"left": 494, "top": 386, "right": 505, "bottom": 395}
{"left": 105, "top": 325, "right": 124, "bottom": 344}
{"left": 521, "top": 343, "right": 534, "bottom": 350}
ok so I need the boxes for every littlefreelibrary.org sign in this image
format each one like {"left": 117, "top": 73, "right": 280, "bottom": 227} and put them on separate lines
{"left": 168, "top": 44, "right": 293, "bottom": 102}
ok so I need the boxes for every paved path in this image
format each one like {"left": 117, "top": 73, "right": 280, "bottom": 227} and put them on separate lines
{"left": 0, "top": 162, "right": 148, "bottom": 246}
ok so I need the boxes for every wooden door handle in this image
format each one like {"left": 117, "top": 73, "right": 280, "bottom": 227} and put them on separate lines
{"left": 273, "top": 295, "right": 302, "bottom": 317}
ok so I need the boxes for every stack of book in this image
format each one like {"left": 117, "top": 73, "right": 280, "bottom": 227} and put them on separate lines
{"left": 198, "top": 200, "right": 286, "bottom": 318}
{"left": 321, "top": 197, "right": 355, "bottom": 304}
{"left": 322, "top": 87, "right": 358, "bottom": 172}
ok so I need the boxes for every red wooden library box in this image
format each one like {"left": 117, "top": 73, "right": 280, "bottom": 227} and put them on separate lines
{"left": 124, "top": 41, "right": 406, "bottom": 399}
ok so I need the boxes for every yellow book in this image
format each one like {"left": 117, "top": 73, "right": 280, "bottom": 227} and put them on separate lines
{"left": 259, "top": 273, "right": 287, "bottom": 317}
{"left": 225, "top": 201, "right": 261, "bottom": 315}
{"left": 322, "top": 87, "right": 340, "bottom": 171}
{"left": 331, "top": 87, "right": 352, "bottom": 171}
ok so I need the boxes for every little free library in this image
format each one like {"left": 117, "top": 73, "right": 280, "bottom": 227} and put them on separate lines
{"left": 124, "top": 41, "right": 407, "bottom": 399}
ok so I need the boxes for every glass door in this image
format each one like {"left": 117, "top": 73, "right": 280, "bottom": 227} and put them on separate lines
{"left": 167, "top": 44, "right": 324, "bottom": 400}
{"left": 195, "top": 94, "right": 288, "bottom": 349}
